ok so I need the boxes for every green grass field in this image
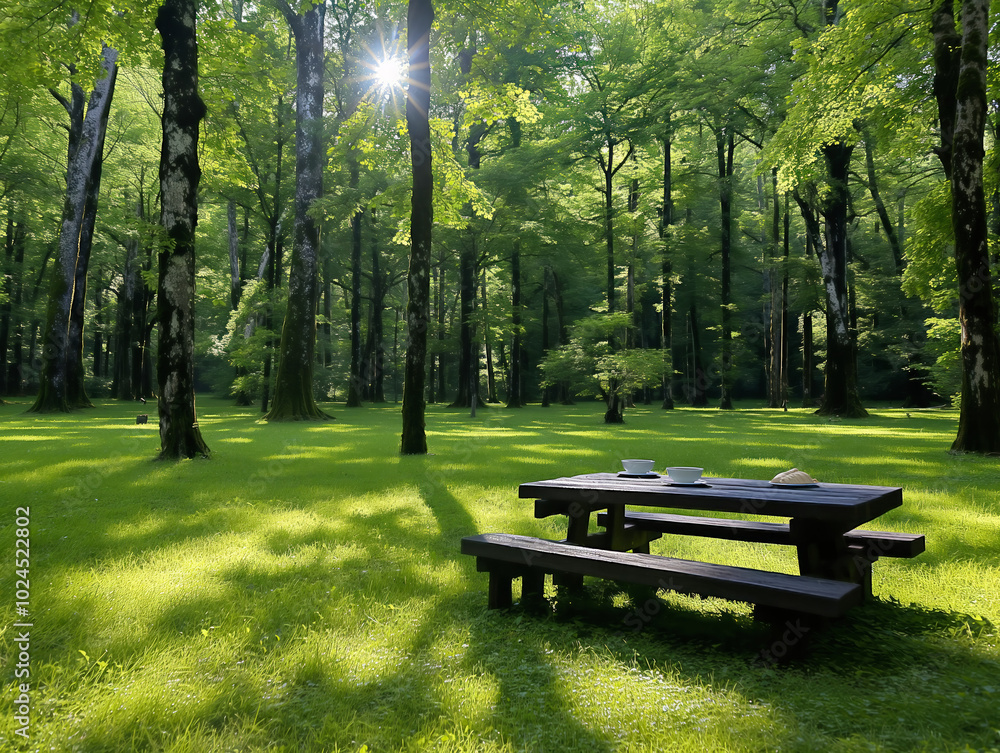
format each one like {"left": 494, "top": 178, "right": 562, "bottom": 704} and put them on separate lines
{"left": 1, "top": 397, "right": 998, "bottom": 752}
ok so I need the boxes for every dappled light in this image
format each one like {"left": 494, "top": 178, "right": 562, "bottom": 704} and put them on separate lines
{"left": 2, "top": 399, "right": 999, "bottom": 750}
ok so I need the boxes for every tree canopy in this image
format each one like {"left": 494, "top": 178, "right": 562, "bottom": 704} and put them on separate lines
{"left": 1, "top": 0, "right": 998, "bottom": 452}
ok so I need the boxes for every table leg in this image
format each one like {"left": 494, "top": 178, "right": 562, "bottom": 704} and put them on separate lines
{"left": 789, "top": 518, "right": 863, "bottom": 585}
{"left": 605, "top": 506, "right": 630, "bottom": 550}
{"left": 555, "top": 505, "right": 591, "bottom": 589}
{"left": 565, "top": 504, "right": 591, "bottom": 545}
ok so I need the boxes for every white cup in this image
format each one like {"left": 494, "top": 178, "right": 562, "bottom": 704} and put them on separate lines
{"left": 666, "top": 466, "right": 703, "bottom": 484}
{"left": 621, "top": 459, "right": 655, "bottom": 475}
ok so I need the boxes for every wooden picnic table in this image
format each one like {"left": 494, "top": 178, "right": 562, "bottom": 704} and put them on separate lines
{"left": 461, "top": 472, "right": 923, "bottom": 624}
{"left": 519, "top": 472, "right": 911, "bottom": 586}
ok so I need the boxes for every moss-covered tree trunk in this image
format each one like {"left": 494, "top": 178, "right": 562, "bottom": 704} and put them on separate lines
{"left": 266, "top": 0, "right": 329, "bottom": 421}
{"left": 155, "top": 0, "right": 209, "bottom": 460}
{"left": 400, "top": 0, "right": 434, "bottom": 454}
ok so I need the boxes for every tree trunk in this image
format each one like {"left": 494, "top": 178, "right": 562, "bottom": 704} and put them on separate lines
{"left": 230, "top": 200, "right": 254, "bottom": 406}
{"left": 931, "top": 0, "right": 962, "bottom": 182}
{"left": 0, "top": 217, "right": 13, "bottom": 395}
{"left": 482, "top": 276, "right": 498, "bottom": 403}
{"left": 541, "top": 266, "right": 551, "bottom": 407}
{"left": 428, "top": 265, "right": 438, "bottom": 403}
{"left": 67, "top": 49, "right": 118, "bottom": 410}
{"left": 604, "top": 139, "right": 616, "bottom": 317}
{"left": 942, "top": 0, "right": 1000, "bottom": 452}
{"left": 154, "top": 0, "right": 209, "bottom": 459}
{"left": 30, "top": 46, "right": 118, "bottom": 413}
{"left": 266, "top": 0, "right": 330, "bottom": 421}
{"left": 346, "top": 168, "right": 364, "bottom": 407}
{"left": 92, "top": 267, "right": 104, "bottom": 380}
{"left": 450, "top": 240, "right": 480, "bottom": 407}
{"left": 65, "top": 152, "right": 101, "bottom": 409}
{"left": 257, "top": 95, "right": 287, "bottom": 413}
{"left": 436, "top": 261, "right": 447, "bottom": 401}
{"left": 10, "top": 223, "right": 26, "bottom": 394}
{"left": 506, "top": 238, "right": 524, "bottom": 407}
{"left": 400, "top": 0, "right": 434, "bottom": 454}
{"left": 767, "top": 170, "right": 782, "bottom": 408}
{"left": 604, "top": 387, "right": 624, "bottom": 423}
{"left": 627, "top": 176, "right": 638, "bottom": 349}
{"left": 717, "top": 126, "right": 735, "bottom": 410}
{"left": 688, "top": 301, "right": 708, "bottom": 407}
{"left": 780, "top": 193, "right": 790, "bottom": 409}
{"left": 802, "top": 312, "right": 814, "bottom": 407}
{"left": 660, "top": 130, "right": 675, "bottom": 409}
{"left": 813, "top": 142, "right": 868, "bottom": 418}
{"left": 228, "top": 199, "right": 241, "bottom": 309}
{"left": 861, "top": 127, "right": 904, "bottom": 272}
{"left": 112, "top": 199, "right": 141, "bottom": 400}
{"left": 261, "top": 233, "right": 281, "bottom": 413}
{"left": 368, "top": 209, "right": 386, "bottom": 403}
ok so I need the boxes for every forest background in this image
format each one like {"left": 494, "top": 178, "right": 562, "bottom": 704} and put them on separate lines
{"left": 1, "top": 0, "right": 999, "bottom": 454}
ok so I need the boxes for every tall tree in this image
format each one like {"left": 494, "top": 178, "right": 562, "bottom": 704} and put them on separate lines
{"left": 30, "top": 43, "right": 118, "bottom": 413}
{"left": 400, "top": 0, "right": 434, "bottom": 454}
{"left": 155, "top": 0, "right": 210, "bottom": 459}
{"left": 931, "top": 0, "right": 1000, "bottom": 453}
{"left": 265, "top": 0, "right": 330, "bottom": 421}
{"left": 815, "top": 136, "right": 867, "bottom": 417}
{"left": 659, "top": 123, "right": 675, "bottom": 410}
{"left": 506, "top": 238, "right": 524, "bottom": 407}
{"left": 762, "top": 0, "right": 869, "bottom": 417}
{"left": 712, "top": 119, "right": 736, "bottom": 410}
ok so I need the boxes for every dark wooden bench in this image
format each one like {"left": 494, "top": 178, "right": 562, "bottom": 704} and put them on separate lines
{"left": 595, "top": 510, "right": 924, "bottom": 560}
{"left": 594, "top": 510, "right": 925, "bottom": 597}
{"left": 461, "top": 533, "right": 863, "bottom": 619}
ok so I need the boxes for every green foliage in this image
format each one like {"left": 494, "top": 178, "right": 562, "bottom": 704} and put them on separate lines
{"left": 540, "top": 312, "right": 665, "bottom": 405}
{"left": 902, "top": 181, "right": 958, "bottom": 312}
{"left": 923, "top": 317, "right": 962, "bottom": 405}
{"left": 762, "top": 0, "right": 933, "bottom": 190}
{"left": 459, "top": 82, "right": 541, "bottom": 132}
{"left": 218, "top": 278, "right": 280, "bottom": 399}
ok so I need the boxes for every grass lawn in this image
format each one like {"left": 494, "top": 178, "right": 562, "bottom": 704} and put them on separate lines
{"left": 1, "top": 397, "right": 998, "bottom": 752}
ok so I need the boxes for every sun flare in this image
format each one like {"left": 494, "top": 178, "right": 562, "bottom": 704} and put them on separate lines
{"left": 374, "top": 56, "right": 405, "bottom": 89}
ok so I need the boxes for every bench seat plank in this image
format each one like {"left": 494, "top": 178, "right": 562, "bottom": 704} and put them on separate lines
{"left": 461, "top": 532, "right": 862, "bottom": 618}
{"left": 595, "top": 510, "right": 925, "bottom": 558}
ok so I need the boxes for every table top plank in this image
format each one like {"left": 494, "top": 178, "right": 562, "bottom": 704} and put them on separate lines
{"left": 519, "top": 473, "right": 902, "bottom": 527}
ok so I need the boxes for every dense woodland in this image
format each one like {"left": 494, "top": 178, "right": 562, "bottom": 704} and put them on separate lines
{"left": 1, "top": 0, "right": 999, "bottom": 454}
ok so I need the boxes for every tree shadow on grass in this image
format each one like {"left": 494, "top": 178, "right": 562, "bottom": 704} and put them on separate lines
{"left": 272, "top": 592, "right": 616, "bottom": 752}
{"left": 490, "top": 583, "right": 1000, "bottom": 749}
